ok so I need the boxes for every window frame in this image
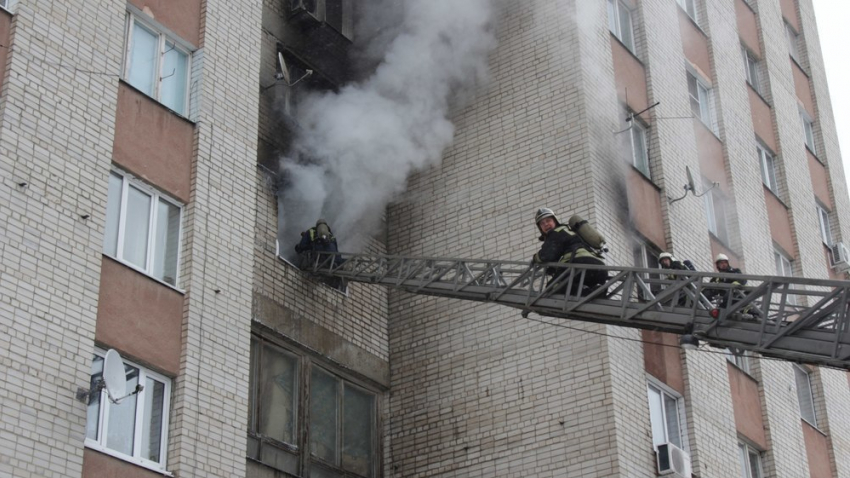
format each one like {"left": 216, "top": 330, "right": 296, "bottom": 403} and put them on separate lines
{"left": 800, "top": 109, "right": 817, "bottom": 155}
{"left": 607, "top": 0, "right": 636, "bottom": 53}
{"left": 725, "top": 349, "right": 751, "bottom": 374}
{"left": 793, "top": 364, "right": 818, "bottom": 427}
{"left": 738, "top": 442, "right": 764, "bottom": 478}
{"left": 742, "top": 47, "right": 762, "bottom": 95}
{"left": 702, "top": 179, "right": 729, "bottom": 244}
{"left": 633, "top": 241, "right": 661, "bottom": 300}
{"left": 646, "top": 378, "right": 688, "bottom": 451}
{"left": 816, "top": 203, "right": 832, "bottom": 246}
{"left": 676, "top": 0, "right": 699, "bottom": 24}
{"left": 104, "top": 169, "right": 184, "bottom": 289}
{"left": 122, "top": 11, "right": 193, "bottom": 117}
{"left": 248, "top": 335, "right": 380, "bottom": 478}
{"left": 687, "top": 70, "right": 716, "bottom": 133}
{"left": 84, "top": 348, "right": 172, "bottom": 474}
{"left": 785, "top": 22, "right": 802, "bottom": 64}
{"left": 757, "top": 142, "right": 778, "bottom": 193}
{"left": 629, "top": 118, "right": 650, "bottom": 178}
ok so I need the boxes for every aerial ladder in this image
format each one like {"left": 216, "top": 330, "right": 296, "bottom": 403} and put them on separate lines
{"left": 302, "top": 252, "right": 850, "bottom": 370}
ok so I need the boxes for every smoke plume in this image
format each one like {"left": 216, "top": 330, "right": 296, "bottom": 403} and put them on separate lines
{"left": 278, "top": 0, "right": 499, "bottom": 258}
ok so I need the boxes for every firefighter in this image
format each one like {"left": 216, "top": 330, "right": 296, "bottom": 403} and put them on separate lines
{"left": 532, "top": 208, "right": 607, "bottom": 297}
{"left": 658, "top": 252, "right": 695, "bottom": 306}
{"left": 706, "top": 253, "right": 746, "bottom": 306}
{"left": 295, "top": 219, "right": 340, "bottom": 266}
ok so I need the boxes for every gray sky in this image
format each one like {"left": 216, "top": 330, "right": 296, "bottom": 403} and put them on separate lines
{"left": 811, "top": 0, "right": 850, "bottom": 199}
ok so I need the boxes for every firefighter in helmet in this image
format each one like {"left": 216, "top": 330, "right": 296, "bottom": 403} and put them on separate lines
{"left": 295, "top": 219, "right": 340, "bottom": 265}
{"left": 706, "top": 253, "right": 746, "bottom": 305}
{"left": 532, "top": 208, "right": 607, "bottom": 297}
{"left": 658, "top": 252, "right": 696, "bottom": 306}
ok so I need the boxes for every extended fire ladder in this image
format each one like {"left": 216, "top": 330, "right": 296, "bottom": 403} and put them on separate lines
{"left": 303, "top": 252, "right": 850, "bottom": 370}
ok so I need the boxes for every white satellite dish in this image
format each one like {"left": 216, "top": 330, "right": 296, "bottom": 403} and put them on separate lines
{"left": 277, "top": 52, "right": 292, "bottom": 85}
{"left": 685, "top": 165, "right": 696, "bottom": 193}
{"left": 102, "top": 349, "right": 127, "bottom": 402}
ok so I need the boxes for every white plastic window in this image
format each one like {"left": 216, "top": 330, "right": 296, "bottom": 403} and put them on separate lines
{"left": 687, "top": 71, "right": 715, "bottom": 132}
{"left": 738, "top": 443, "right": 763, "bottom": 478}
{"left": 607, "top": 0, "right": 635, "bottom": 53}
{"left": 786, "top": 22, "right": 801, "bottom": 63}
{"left": 817, "top": 204, "right": 832, "bottom": 246}
{"left": 124, "top": 13, "right": 192, "bottom": 116}
{"left": 630, "top": 120, "right": 650, "bottom": 178}
{"left": 801, "top": 110, "right": 817, "bottom": 154}
{"left": 676, "top": 0, "right": 699, "bottom": 24}
{"left": 85, "top": 349, "right": 171, "bottom": 473}
{"left": 647, "top": 381, "right": 686, "bottom": 449}
{"left": 702, "top": 179, "right": 728, "bottom": 244}
{"left": 757, "top": 143, "right": 777, "bottom": 193}
{"left": 742, "top": 47, "right": 761, "bottom": 94}
{"left": 725, "top": 349, "right": 750, "bottom": 374}
{"left": 793, "top": 364, "right": 818, "bottom": 426}
{"left": 104, "top": 170, "right": 183, "bottom": 287}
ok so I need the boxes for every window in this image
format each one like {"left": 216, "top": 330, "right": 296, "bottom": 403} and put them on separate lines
{"left": 817, "top": 204, "right": 832, "bottom": 246}
{"left": 757, "top": 143, "right": 778, "bottom": 193}
{"left": 104, "top": 170, "right": 183, "bottom": 287}
{"left": 801, "top": 110, "right": 817, "bottom": 154}
{"left": 0, "top": 1, "right": 7, "bottom": 10}
{"left": 676, "top": 0, "right": 699, "bottom": 24}
{"left": 124, "top": 13, "right": 192, "bottom": 116}
{"left": 687, "top": 71, "right": 715, "bottom": 132}
{"left": 607, "top": 0, "right": 635, "bottom": 53}
{"left": 738, "top": 442, "right": 763, "bottom": 478}
{"left": 647, "top": 381, "right": 686, "bottom": 449}
{"left": 742, "top": 47, "right": 762, "bottom": 95}
{"left": 786, "top": 22, "right": 801, "bottom": 63}
{"left": 725, "top": 349, "right": 751, "bottom": 374}
{"left": 703, "top": 179, "right": 729, "bottom": 244}
{"left": 85, "top": 349, "right": 171, "bottom": 472}
{"left": 773, "top": 248, "right": 797, "bottom": 305}
{"left": 248, "top": 336, "right": 378, "bottom": 477}
{"left": 634, "top": 241, "right": 661, "bottom": 300}
{"left": 630, "top": 119, "right": 650, "bottom": 178}
{"left": 793, "top": 364, "right": 818, "bottom": 426}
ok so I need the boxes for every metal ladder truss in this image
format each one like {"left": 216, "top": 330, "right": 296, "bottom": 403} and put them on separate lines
{"left": 303, "top": 252, "right": 850, "bottom": 370}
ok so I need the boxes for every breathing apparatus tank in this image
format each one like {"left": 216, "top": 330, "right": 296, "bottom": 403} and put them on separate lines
{"left": 568, "top": 215, "right": 606, "bottom": 250}
{"left": 315, "top": 220, "right": 332, "bottom": 243}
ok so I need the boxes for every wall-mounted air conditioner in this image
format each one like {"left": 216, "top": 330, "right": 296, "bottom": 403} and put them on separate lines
{"left": 290, "top": 0, "right": 322, "bottom": 23}
{"left": 831, "top": 242, "right": 850, "bottom": 272}
{"left": 656, "top": 443, "right": 692, "bottom": 478}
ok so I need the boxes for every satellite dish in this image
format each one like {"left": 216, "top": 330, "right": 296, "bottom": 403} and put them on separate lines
{"left": 278, "top": 52, "right": 291, "bottom": 85}
{"left": 685, "top": 166, "right": 696, "bottom": 193}
{"left": 102, "top": 349, "right": 127, "bottom": 402}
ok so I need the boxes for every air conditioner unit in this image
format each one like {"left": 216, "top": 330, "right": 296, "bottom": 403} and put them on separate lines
{"left": 290, "top": 0, "right": 322, "bottom": 22}
{"left": 831, "top": 242, "right": 850, "bottom": 271}
{"left": 656, "top": 443, "right": 692, "bottom": 478}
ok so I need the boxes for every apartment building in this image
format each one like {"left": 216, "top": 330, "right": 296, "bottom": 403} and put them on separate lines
{"left": 0, "top": 1, "right": 848, "bottom": 478}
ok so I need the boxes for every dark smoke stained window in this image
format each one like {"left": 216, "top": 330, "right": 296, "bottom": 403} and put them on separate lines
{"left": 104, "top": 169, "right": 183, "bottom": 287}
{"left": 84, "top": 349, "right": 171, "bottom": 473}
{"left": 248, "top": 336, "right": 379, "bottom": 477}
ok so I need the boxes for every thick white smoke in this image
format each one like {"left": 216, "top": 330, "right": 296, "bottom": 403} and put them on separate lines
{"left": 278, "top": 0, "right": 499, "bottom": 258}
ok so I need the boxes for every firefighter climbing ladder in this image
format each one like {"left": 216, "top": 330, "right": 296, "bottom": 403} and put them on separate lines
{"left": 303, "top": 252, "right": 850, "bottom": 370}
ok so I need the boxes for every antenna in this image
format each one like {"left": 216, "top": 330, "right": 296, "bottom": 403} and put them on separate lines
{"left": 276, "top": 52, "right": 313, "bottom": 87}
{"left": 75, "top": 349, "right": 144, "bottom": 404}
{"left": 668, "top": 166, "right": 703, "bottom": 204}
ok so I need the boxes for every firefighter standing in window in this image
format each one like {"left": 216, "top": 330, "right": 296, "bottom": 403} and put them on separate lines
{"left": 295, "top": 219, "right": 340, "bottom": 267}
{"left": 533, "top": 208, "right": 608, "bottom": 297}
{"left": 706, "top": 253, "right": 746, "bottom": 307}
{"left": 658, "top": 252, "right": 696, "bottom": 306}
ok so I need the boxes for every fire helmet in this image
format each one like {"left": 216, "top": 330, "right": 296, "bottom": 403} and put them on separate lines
{"left": 715, "top": 253, "right": 729, "bottom": 263}
{"left": 535, "top": 208, "right": 559, "bottom": 227}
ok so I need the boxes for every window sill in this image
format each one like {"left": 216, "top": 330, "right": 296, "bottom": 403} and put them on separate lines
{"left": 85, "top": 441, "right": 173, "bottom": 477}
{"left": 693, "top": 117, "right": 721, "bottom": 142}
{"left": 677, "top": 6, "right": 706, "bottom": 37}
{"left": 763, "top": 185, "right": 787, "bottom": 208}
{"left": 629, "top": 163, "right": 660, "bottom": 190}
{"left": 103, "top": 254, "right": 185, "bottom": 295}
{"left": 726, "top": 359, "right": 757, "bottom": 382}
{"left": 746, "top": 82, "right": 771, "bottom": 108}
{"left": 119, "top": 80, "right": 197, "bottom": 125}
{"left": 790, "top": 56, "right": 809, "bottom": 78}
{"left": 805, "top": 144, "right": 822, "bottom": 163}
{"left": 739, "top": 0, "right": 756, "bottom": 14}
{"left": 708, "top": 232, "right": 736, "bottom": 256}
{"left": 801, "top": 418, "right": 827, "bottom": 437}
{"left": 609, "top": 32, "right": 642, "bottom": 64}
{"left": 277, "top": 253, "right": 350, "bottom": 297}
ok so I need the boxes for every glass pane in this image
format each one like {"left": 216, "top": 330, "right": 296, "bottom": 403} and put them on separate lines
{"left": 647, "top": 386, "right": 666, "bottom": 446}
{"left": 103, "top": 173, "right": 123, "bottom": 257}
{"left": 106, "top": 364, "right": 140, "bottom": 456}
{"left": 152, "top": 199, "right": 180, "bottom": 286}
{"left": 127, "top": 21, "right": 159, "bottom": 96}
{"left": 632, "top": 125, "right": 648, "bottom": 177}
{"left": 141, "top": 377, "right": 166, "bottom": 463}
{"left": 161, "top": 44, "right": 188, "bottom": 115}
{"left": 86, "top": 354, "right": 104, "bottom": 440}
{"left": 122, "top": 185, "right": 152, "bottom": 269}
{"left": 664, "top": 393, "right": 682, "bottom": 448}
{"left": 607, "top": 0, "right": 617, "bottom": 34}
{"left": 248, "top": 339, "right": 259, "bottom": 433}
{"left": 749, "top": 450, "right": 761, "bottom": 478}
{"left": 259, "top": 345, "right": 298, "bottom": 445}
{"left": 739, "top": 444, "right": 749, "bottom": 478}
{"left": 310, "top": 369, "right": 339, "bottom": 464}
{"left": 618, "top": 2, "right": 634, "bottom": 52}
{"left": 794, "top": 366, "right": 817, "bottom": 426}
{"left": 697, "top": 83, "right": 711, "bottom": 124}
{"left": 342, "top": 386, "right": 374, "bottom": 477}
